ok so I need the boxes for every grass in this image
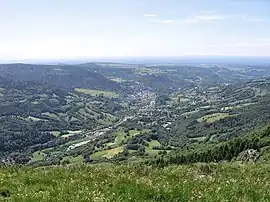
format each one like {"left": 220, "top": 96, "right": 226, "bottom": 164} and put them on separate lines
{"left": 190, "top": 136, "right": 207, "bottom": 142}
{"left": 222, "top": 103, "right": 254, "bottom": 110}
{"left": 97, "top": 115, "right": 116, "bottom": 125}
{"left": 105, "top": 142, "right": 116, "bottom": 147}
{"left": 109, "top": 77, "right": 127, "bottom": 83}
{"left": 61, "top": 130, "right": 82, "bottom": 138}
{"left": 91, "top": 150, "right": 108, "bottom": 160}
{"left": 198, "top": 113, "right": 232, "bottom": 123}
{"left": 29, "top": 151, "right": 46, "bottom": 163}
{"left": 145, "top": 140, "right": 161, "bottom": 156}
{"left": 42, "top": 112, "right": 61, "bottom": 121}
{"left": 62, "top": 155, "right": 84, "bottom": 164}
{"left": 128, "top": 130, "right": 141, "bottom": 137}
{"left": 26, "top": 116, "right": 42, "bottom": 121}
{"left": 49, "top": 131, "right": 61, "bottom": 137}
{"left": 90, "top": 128, "right": 149, "bottom": 160}
{"left": 115, "top": 128, "right": 125, "bottom": 145}
{"left": 0, "top": 163, "right": 269, "bottom": 201}
{"left": 75, "top": 88, "right": 118, "bottom": 98}
{"left": 148, "top": 140, "right": 161, "bottom": 148}
{"left": 103, "top": 147, "right": 124, "bottom": 158}
{"left": 114, "top": 128, "right": 146, "bottom": 146}
{"left": 91, "top": 147, "right": 124, "bottom": 160}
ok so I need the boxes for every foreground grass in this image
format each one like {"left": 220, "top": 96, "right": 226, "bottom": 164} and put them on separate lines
{"left": 0, "top": 163, "right": 270, "bottom": 201}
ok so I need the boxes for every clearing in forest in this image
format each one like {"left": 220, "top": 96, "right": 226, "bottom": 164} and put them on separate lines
{"left": 75, "top": 88, "right": 118, "bottom": 98}
{"left": 198, "top": 113, "right": 232, "bottom": 123}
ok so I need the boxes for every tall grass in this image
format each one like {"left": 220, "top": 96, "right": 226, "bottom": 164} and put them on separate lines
{"left": 0, "top": 163, "right": 269, "bottom": 201}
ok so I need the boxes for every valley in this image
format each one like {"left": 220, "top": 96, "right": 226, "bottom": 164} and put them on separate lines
{"left": 1, "top": 62, "right": 270, "bottom": 166}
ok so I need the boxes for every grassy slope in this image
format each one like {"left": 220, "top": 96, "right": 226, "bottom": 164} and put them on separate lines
{"left": 91, "top": 147, "right": 124, "bottom": 160}
{"left": 62, "top": 155, "right": 84, "bottom": 164}
{"left": 115, "top": 128, "right": 125, "bottom": 145}
{"left": 146, "top": 140, "right": 161, "bottom": 156}
{"left": 198, "top": 113, "right": 231, "bottom": 123}
{"left": 29, "top": 151, "right": 46, "bottom": 163}
{"left": 0, "top": 163, "right": 269, "bottom": 201}
{"left": 75, "top": 88, "right": 118, "bottom": 98}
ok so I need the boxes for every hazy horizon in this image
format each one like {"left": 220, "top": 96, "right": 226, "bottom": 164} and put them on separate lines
{"left": 1, "top": 55, "right": 270, "bottom": 65}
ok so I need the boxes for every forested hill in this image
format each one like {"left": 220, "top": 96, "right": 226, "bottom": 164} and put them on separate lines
{"left": 151, "top": 125, "right": 270, "bottom": 167}
{"left": 0, "top": 63, "right": 120, "bottom": 91}
{"left": 0, "top": 75, "right": 124, "bottom": 163}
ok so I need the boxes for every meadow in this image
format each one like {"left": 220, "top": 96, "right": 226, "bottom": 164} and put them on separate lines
{"left": 198, "top": 113, "right": 232, "bottom": 123}
{"left": 1, "top": 163, "right": 269, "bottom": 201}
{"left": 75, "top": 88, "right": 119, "bottom": 98}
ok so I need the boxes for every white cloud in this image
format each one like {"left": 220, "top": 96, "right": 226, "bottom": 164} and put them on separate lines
{"left": 144, "top": 13, "right": 157, "bottom": 17}
{"left": 194, "top": 14, "right": 226, "bottom": 21}
{"left": 149, "top": 19, "right": 173, "bottom": 24}
{"left": 173, "top": 14, "right": 226, "bottom": 25}
{"left": 147, "top": 13, "right": 227, "bottom": 25}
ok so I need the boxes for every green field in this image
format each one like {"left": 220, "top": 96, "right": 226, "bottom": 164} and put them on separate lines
{"left": 109, "top": 77, "right": 127, "bottom": 83}
{"left": 190, "top": 136, "right": 207, "bottom": 142}
{"left": 146, "top": 140, "right": 161, "bottom": 156}
{"left": 1, "top": 163, "right": 269, "bottom": 201}
{"left": 91, "top": 146, "right": 124, "bottom": 160}
{"left": 75, "top": 88, "right": 119, "bottom": 98}
{"left": 115, "top": 128, "right": 125, "bottom": 145}
{"left": 114, "top": 128, "right": 144, "bottom": 146}
{"left": 62, "top": 155, "right": 84, "bottom": 164}
{"left": 49, "top": 131, "right": 61, "bottom": 137}
{"left": 61, "top": 130, "right": 82, "bottom": 138}
{"left": 89, "top": 128, "right": 151, "bottom": 160}
{"left": 147, "top": 140, "right": 161, "bottom": 148}
{"left": 26, "top": 116, "right": 42, "bottom": 121}
{"left": 103, "top": 147, "right": 124, "bottom": 158}
{"left": 42, "top": 112, "right": 61, "bottom": 121}
{"left": 29, "top": 151, "right": 46, "bottom": 163}
{"left": 198, "top": 113, "right": 232, "bottom": 123}
{"left": 128, "top": 130, "right": 141, "bottom": 137}
{"left": 222, "top": 103, "right": 254, "bottom": 110}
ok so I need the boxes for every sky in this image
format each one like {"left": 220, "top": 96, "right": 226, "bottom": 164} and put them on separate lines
{"left": 0, "top": 0, "right": 270, "bottom": 61}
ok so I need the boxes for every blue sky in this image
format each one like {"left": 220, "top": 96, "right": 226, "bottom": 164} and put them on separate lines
{"left": 0, "top": 0, "right": 270, "bottom": 60}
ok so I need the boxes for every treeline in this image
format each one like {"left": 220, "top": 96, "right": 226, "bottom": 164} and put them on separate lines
{"left": 149, "top": 125, "right": 270, "bottom": 167}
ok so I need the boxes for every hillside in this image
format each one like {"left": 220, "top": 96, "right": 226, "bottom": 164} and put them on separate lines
{"left": 0, "top": 63, "right": 120, "bottom": 91}
{"left": 151, "top": 125, "right": 270, "bottom": 167}
{"left": 1, "top": 163, "right": 269, "bottom": 201}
